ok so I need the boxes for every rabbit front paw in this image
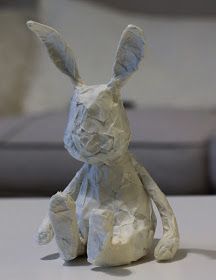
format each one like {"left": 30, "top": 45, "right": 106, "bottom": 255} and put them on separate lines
{"left": 154, "top": 235, "right": 179, "bottom": 261}
{"left": 37, "top": 223, "right": 54, "bottom": 245}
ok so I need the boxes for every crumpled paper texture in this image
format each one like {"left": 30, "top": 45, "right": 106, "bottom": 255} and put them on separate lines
{"left": 27, "top": 21, "right": 179, "bottom": 266}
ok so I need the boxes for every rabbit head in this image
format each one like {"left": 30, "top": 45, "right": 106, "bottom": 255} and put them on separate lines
{"left": 27, "top": 21, "right": 144, "bottom": 165}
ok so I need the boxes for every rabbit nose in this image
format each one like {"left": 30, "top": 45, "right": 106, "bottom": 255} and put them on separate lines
{"left": 84, "top": 135, "right": 101, "bottom": 154}
{"left": 99, "top": 134, "right": 114, "bottom": 152}
{"left": 79, "top": 132, "right": 114, "bottom": 155}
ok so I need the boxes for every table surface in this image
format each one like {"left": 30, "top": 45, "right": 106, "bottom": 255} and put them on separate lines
{"left": 1, "top": 196, "right": 216, "bottom": 280}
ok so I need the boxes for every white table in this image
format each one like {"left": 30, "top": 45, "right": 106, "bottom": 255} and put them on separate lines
{"left": 1, "top": 196, "right": 216, "bottom": 280}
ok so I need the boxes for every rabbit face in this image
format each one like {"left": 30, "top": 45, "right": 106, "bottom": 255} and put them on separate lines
{"left": 64, "top": 84, "right": 131, "bottom": 164}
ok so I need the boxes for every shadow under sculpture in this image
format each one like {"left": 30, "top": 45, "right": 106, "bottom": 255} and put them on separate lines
{"left": 27, "top": 20, "right": 180, "bottom": 267}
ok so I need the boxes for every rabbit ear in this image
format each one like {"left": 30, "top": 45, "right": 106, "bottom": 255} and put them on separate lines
{"left": 27, "top": 21, "right": 83, "bottom": 86}
{"left": 110, "top": 25, "right": 144, "bottom": 88}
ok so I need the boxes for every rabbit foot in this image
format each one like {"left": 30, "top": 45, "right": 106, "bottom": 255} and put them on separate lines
{"left": 49, "top": 192, "right": 83, "bottom": 260}
{"left": 154, "top": 235, "right": 179, "bottom": 261}
{"left": 87, "top": 209, "right": 114, "bottom": 264}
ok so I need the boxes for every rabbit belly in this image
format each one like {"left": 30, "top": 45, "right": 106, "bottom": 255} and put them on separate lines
{"left": 75, "top": 167, "right": 155, "bottom": 247}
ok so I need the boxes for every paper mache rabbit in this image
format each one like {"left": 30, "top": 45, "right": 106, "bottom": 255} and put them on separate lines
{"left": 27, "top": 20, "right": 179, "bottom": 267}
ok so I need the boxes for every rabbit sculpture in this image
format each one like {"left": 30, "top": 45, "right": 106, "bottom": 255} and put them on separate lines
{"left": 27, "top": 21, "right": 179, "bottom": 267}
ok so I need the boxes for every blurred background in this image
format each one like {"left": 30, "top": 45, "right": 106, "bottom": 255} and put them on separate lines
{"left": 1, "top": 0, "right": 216, "bottom": 196}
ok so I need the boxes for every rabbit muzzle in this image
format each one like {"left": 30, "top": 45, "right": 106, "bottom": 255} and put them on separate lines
{"left": 72, "top": 128, "right": 114, "bottom": 157}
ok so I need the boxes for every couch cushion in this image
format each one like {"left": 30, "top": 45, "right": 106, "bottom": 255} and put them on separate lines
{"left": 127, "top": 108, "right": 216, "bottom": 194}
{"left": 0, "top": 115, "right": 28, "bottom": 142}
{"left": 1, "top": 108, "right": 215, "bottom": 196}
{"left": 127, "top": 108, "right": 216, "bottom": 144}
{"left": 7, "top": 111, "right": 65, "bottom": 144}
{"left": 0, "top": 149, "right": 81, "bottom": 196}
{"left": 130, "top": 145, "right": 208, "bottom": 195}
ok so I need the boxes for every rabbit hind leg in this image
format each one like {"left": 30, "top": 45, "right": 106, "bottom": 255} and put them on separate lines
{"left": 87, "top": 209, "right": 151, "bottom": 266}
{"left": 49, "top": 192, "right": 85, "bottom": 261}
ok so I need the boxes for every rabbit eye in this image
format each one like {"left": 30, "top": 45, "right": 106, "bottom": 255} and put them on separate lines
{"left": 92, "top": 118, "right": 106, "bottom": 125}
{"left": 89, "top": 114, "right": 107, "bottom": 124}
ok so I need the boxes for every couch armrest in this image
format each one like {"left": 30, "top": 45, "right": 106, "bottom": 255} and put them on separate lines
{"left": 209, "top": 136, "right": 216, "bottom": 193}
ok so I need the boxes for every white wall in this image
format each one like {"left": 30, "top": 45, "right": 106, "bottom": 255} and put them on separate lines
{"left": 24, "top": 0, "right": 216, "bottom": 112}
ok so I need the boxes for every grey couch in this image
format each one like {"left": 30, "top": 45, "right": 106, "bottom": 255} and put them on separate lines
{"left": 1, "top": 108, "right": 216, "bottom": 196}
